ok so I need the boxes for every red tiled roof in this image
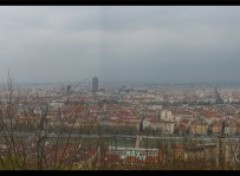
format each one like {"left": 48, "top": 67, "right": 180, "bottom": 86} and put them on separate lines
{"left": 171, "top": 110, "right": 193, "bottom": 116}
{"left": 197, "top": 109, "right": 222, "bottom": 119}
{"left": 104, "top": 154, "right": 122, "bottom": 163}
{"left": 126, "top": 156, "right": 143, "bottom": 164}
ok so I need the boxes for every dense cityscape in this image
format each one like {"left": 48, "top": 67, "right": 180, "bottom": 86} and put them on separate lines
{"left": 1, "top": 6, "right": 240, "bottom": 170}
{"left": 1, "top": 76, "right": 240, "bottom": 169}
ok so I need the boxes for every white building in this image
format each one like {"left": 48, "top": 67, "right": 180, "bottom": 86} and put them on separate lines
{"left": 161, "top": 110, "right": 174, "bottom": 122}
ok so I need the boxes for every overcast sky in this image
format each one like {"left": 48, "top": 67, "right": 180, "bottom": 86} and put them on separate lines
{"left": 0, "top": 6, "right": 240, "bottom": 84}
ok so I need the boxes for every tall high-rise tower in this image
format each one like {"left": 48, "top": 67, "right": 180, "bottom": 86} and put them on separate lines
{"left": 92, "top": 76, "right": 98, "bottom": 92}
{"left": 215, "top": 86, "right": 223, "bottom": 104}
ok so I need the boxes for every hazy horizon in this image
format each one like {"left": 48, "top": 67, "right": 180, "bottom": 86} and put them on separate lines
{"left": 1, "top": 6, "right": 240, "bottom": 83}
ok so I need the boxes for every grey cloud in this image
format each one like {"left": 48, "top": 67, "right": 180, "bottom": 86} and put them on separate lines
{"left": 0, "top": 6, "right": 240, "bottom": 83}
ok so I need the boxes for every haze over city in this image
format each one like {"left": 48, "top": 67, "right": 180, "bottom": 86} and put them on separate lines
{"left": 2, "top": 6, "right": 240, "bottom": 170}
{"left": 0, "top": 6, "right": 240, "bottom": 83}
